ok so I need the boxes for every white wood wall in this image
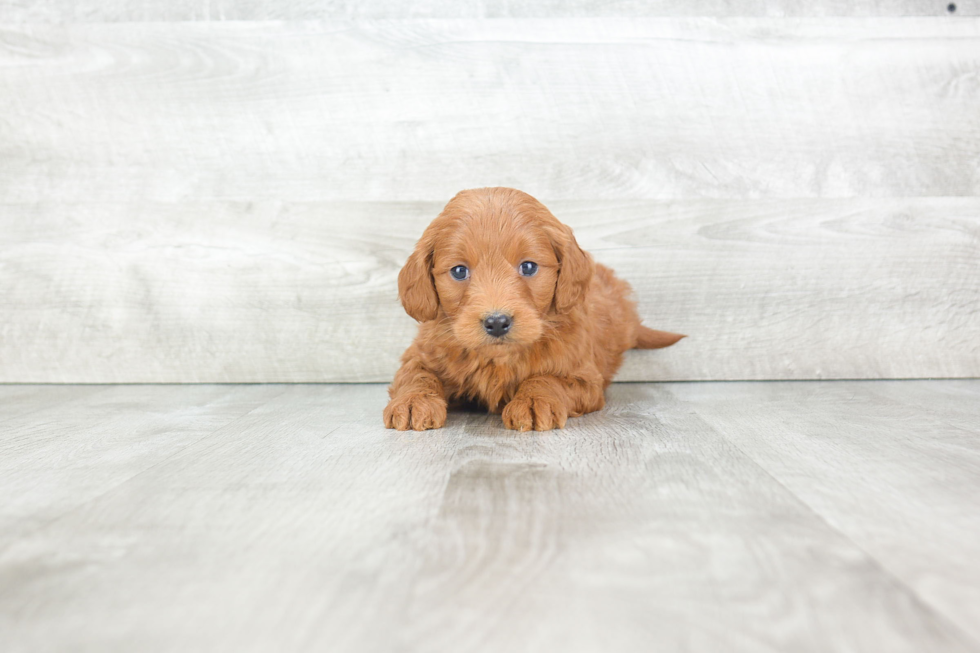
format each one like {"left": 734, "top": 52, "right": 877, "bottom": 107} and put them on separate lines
{"left": 0, "top": 8, "right": 978, "bottom": 382}
{"left": 3, "top": 1, "right": 979, "bottom": 20}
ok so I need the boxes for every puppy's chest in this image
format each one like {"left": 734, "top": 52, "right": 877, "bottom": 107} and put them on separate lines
{"left": 433, "top": 351, "right": 528, "bottom": 412}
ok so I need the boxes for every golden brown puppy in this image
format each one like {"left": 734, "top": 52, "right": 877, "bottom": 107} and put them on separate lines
{"left": 384, "top": 187, "right": 683, "bottom": 431}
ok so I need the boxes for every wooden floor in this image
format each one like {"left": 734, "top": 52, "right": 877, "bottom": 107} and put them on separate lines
{"left": 1, "top": 381, "right": 979, "bottom": 652}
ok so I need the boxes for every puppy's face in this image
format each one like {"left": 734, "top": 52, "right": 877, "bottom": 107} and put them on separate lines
{"left": 431, "top": 211, "right": 558, "bottom": 350}
{"left": 399, "top": 188, "right": 594, "bottom": 353}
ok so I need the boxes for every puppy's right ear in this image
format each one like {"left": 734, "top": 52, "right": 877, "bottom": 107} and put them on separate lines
{"left": 398, "top": 236, "right": 439, "bottom": 322}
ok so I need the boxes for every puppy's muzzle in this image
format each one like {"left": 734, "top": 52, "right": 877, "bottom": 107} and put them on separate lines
{"left": 483, "top": 313, "right": 512, "bottom": 338}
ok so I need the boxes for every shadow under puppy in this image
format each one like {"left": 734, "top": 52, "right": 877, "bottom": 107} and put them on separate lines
{"left": 384, "top": 187, "right": 683, "bottom": 431}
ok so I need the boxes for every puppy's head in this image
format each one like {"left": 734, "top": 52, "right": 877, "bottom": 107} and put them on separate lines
{"left": 398, "top": 187, "right": 594, "bottom": 351}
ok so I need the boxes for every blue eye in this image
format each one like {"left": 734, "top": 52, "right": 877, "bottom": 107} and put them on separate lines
{"left": 519, "top": 261, "right": 538, "bottom": 277}
{"left": 450, "top": 265, "right": 469, "bottom": 281}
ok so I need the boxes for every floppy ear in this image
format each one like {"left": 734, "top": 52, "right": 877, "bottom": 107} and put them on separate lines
{"left": 397, "top": 234, "right": 439, "bottom": 322}
{"left": 553, "top": 224, "right": 595, "bottom": 313}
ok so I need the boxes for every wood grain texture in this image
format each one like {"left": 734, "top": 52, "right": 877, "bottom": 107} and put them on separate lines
{"left": 1, "top": 19, "right": 979, "bottom": 203}
{"left": 0, "top": 384, "right": 109, "bottom": 424}
{"left": 2, "top": 1, "right": 978, "bottom": 21}
{"left": 1, "top": 198, "right": 977, "bottom": 382}
{"left": 668, "top": 380, "right": 980, "bottom": 644}
{"left": 402, "top": 382, "right": 980, "bottom": 652}
{"left": 0, "top": 384, "right": 461, "bottom": 653}
{"left": 2, "top": 381, "right": 979, "bottom": 652}
{"left": 0, "top": 384, "right": 286, "bottom": 547}
{"left": 2, "top": 18, "right": 978, "bottom": 382}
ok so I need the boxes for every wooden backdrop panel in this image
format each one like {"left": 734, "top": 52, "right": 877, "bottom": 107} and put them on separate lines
{"left": 1, "top": 20, "right": 979, "bottom": 204}
{"left": 1, "top": 199, "right": 976, "bottom": 382}
{"left": 2, "top": 1, "right": 979, "bottom": 22}
{"left": 1, "top": 18, "right": 978, "bottom": 382}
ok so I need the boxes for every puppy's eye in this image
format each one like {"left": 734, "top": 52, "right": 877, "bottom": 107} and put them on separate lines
{"left": 450, "top": 265, "right": 469, "bottom": 281}
{"left": 519, "top": 261, "right": 538, "bottom": 277}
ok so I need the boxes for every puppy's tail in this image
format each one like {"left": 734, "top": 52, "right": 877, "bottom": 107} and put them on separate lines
{"left": 634, "top": 325, "right": 686, "bottom": 350}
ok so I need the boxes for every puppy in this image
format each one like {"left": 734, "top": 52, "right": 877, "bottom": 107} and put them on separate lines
{"left": 384, "top": 187, "right": 683, "bottom": 431}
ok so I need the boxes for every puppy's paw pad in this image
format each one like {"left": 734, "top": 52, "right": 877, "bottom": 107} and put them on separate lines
{"left": 502, "top": 395, "right": 568, "bottom": 431}
{"left": 383, "top": 394, "right": 447, "bottom": 431}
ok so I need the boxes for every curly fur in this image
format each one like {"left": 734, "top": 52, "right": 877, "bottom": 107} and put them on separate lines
{"left": 383, "top": 187, "right": 684, "bottom": 431}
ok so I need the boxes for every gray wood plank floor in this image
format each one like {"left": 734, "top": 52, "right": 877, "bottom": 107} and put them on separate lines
{"left": 1, "top": 381, "right": 979, "bottom": 652}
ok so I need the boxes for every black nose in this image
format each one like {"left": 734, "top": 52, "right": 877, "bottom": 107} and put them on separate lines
{"left": 483, "top": 313, "right": 512, "bottom": 338}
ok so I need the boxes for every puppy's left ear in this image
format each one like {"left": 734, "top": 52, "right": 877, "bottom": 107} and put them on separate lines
{"left": 553, "top": 224, "right": 595, "bottom": 313}
{"left": 398, "top": 235, "right": 439, "bottom": 322}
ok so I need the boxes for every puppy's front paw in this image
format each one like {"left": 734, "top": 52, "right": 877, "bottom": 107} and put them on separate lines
{"left": 502, "top": 394, "right": 568, "bottom": 431}
{"left": 384, "top": 393, "right": 447, "bottom": 431}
